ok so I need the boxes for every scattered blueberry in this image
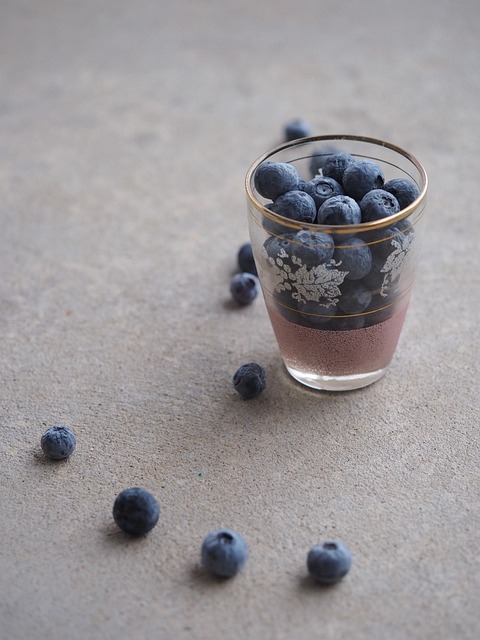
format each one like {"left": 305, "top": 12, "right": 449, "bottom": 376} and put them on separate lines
{"left": 201, "top": 529, "right": 249, "bottom": 578}
{"left": 343, "top": 159, "right": 385, "bottom": 201}
{"left": 301, "top": 176, "right": 344, "bottom": 209}
{"left": 112, "top": 487, "right": 160, "bottom": 536}
{"left": 291, "top": 230, "right": 335, "bottom": 266}
{"left": 271, "top": 190, "right": 317, "bottom": 224}
{"left": 233, "top": 362, "right": 266, "bottom": 399}
{"left": 41, "top": 425, "right": 76, "bottom": 460}
{"left": 317, "top": 195, "right": 362, "bottom": 226}
{"left": 230, "top": 272, "right": 260, "bottom": 305}
{"left": 338, "top": 280, "right": 372, "bottom": 314}
{"left": 237, "top": 242, "right": 258, "bottom": 276}
{"left": 322, "top": 152, "right": 355, "bottom": 185}
{"left": 383, "top": 178, "right": 420, "bottom": 210}
{"left": 254, "top": 161, "right": 300, "bottom": 200}
{"left": 307, "top": 540, "right": 352, "bottom": 584}
{"left": 284, "top": 118, "right": 312, "bottom": 141}
{"left": 360, "top": 189, "right": 400, "bottom": 222}
{"left": 334, "top": 237, "right": 372, "bottom": 280}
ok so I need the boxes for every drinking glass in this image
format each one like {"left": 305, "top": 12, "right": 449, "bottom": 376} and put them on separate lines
{"left": 245, "top": 135, "right": 428, "bottom": 391}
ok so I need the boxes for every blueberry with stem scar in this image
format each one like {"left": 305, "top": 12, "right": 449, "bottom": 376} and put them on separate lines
{"left": 360, "top": 189, "right": 400, "bottom": 222}
{"left": 383, "top": 178, "right": 420, "bottom": 210}
{"left": 301, "top": 176, "right": 344, "bottom": 209}
{"left": 41, "top": 425, "right": 76, "bottom": 460}
{"left": 230, "top": 273, "right": 260, "bottom": 305}
{"left": 201, "top": 529, "right": 249, "bottom": 577}
{"left": 307, "top": 540, "right": 352, "bottom": 584}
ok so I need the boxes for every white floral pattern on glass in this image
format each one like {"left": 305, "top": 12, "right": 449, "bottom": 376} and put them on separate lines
{"left": 379, "top": 231, "right": 414, "bottom": 297}
{"left": 261, "top": 245, "right": 347, "bottom": 306}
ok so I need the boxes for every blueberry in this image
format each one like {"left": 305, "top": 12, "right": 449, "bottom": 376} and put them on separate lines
{"left": 307, "top": 540, "right": 352, "bottom": 584}
{"left": 368, "top": 225, "right": 404, "bottom": 259}
{"left": 201, "top": 529, "right": 249, "bottom": 578}
{"left": 237, "top": 242, "right": 257, "bottom": 276}
{"left": 317, "top": 195, "right": 361, "bottom": 226}
{"left": 338, "top": 280, "right": 372, "bottom": 314}
{"left": 363, "top": 299, "right": 395, "bottom": 326}
{"left": 296, "top": 300, "right": 337, "bottom": 328}
{"left": 230, "top": 273, "right": 260, "bottom": 305}
{"left": 113, "top": 487, "right": 160, "bottom": 536}
{"left": 362, "top": 254, "right": 389, "bottom": 293}
{"left": 362, "top": 255, "right": 400, "bottom": 302}
{"left": 261, "top": 202, "right": 286, "bottom": 236}
{"left": 254, "top": 161, "right": 300, "bottom": 200}
{"left": 334, "top": 237, "right": 372, "bottom": 280}
{"left": 272, "top": 190, "right": 317, "bottom": 224}
{"left": 394, "top": 217, "right": 413, "bottom": 233}
{"left": 301, "top": 176, "right": 344, "bottom": 209}
{"left": 233, "top": 362, "right": 266, "bottom": 399}
{"left": 308, "top": 145, "right": 340, "bottom": 177}
{"left": 291, "top": 230, "right": 335, "bottom": 267}
{"left": 329, "top": 314, "right": 365, "bottom": 331}
{"left": 383, "top": 178, "right": 420, "bottom": 210}
{"left": 284, "top": 118, "right": 312, "bottom": 141}
{"left": 343, "top": 159, "right": 385, "bottom": 201}
{"left": 360, "top": 189, "right": 400, "bottom": 222}
{"left": 264, "top": 232, "right": 296, "bottom": 259}
{"left": 322, "top": 152, "right": 355, "bottom": 185}
{"left": 41, "top": 425, "right": 76, "bottom": 460}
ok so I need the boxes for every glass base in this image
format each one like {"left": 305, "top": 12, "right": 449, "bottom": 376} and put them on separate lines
{"left": 285, "top": 364, "right": 387, "bottom": 391}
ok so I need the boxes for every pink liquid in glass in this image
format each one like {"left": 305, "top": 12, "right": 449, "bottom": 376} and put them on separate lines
{"left": 266, "top": 302, "right": 409, "bottom": 378}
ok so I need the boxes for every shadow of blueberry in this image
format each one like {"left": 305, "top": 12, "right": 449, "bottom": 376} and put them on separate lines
{"left": 296, "top": 574, "right": 344, "bottom": 593}
{"left": 32, "top": 449, "right": 72, "bottom": 466}
{"left": 189, "top": 563, "right": 239, "bottom": 587}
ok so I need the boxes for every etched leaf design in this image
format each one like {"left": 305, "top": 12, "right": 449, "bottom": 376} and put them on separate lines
{"left": 261, "top": 245, "right": 347, "bottom": 305}
{"left": 380, "top": 231, "right": 414, "bottom": 296}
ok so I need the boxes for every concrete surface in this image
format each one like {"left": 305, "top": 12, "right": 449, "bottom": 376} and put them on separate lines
{"left": 0, "top": 1, "right": 479, "bottom": 639}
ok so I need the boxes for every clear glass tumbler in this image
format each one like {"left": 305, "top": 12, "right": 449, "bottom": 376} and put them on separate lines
{"left": 245, "top": 135, "right": 428, "bottom": 391}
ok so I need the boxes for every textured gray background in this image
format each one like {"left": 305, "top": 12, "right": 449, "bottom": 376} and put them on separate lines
{"left": 1, "top": 1, "right": 479, "bottom": 639}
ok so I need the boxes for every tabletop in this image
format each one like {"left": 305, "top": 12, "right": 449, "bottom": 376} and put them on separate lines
{"left": 1, "top": 1, "right": 479, "bottom": 639}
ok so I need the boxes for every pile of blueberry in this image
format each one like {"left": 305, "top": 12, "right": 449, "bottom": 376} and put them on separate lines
{"left": 254, "top": 152, "right": 419, "bottom": 224}
{"left": 254, "top": 150, "right": 420, "bottom": 330}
